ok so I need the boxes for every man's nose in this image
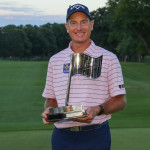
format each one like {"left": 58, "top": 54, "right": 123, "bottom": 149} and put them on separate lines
{"left": 77, "top": 23, "right": 82, "bottom": 30}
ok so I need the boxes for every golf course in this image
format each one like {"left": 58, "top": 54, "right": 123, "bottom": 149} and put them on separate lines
{"left": 0, "top": 60, "right": 150, "bottom": 150}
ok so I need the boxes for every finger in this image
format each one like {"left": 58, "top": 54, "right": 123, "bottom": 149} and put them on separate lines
{"left": 73, "top": 118, "right": 92, "bottom": 123}
{"left": 85, "top": 108, "right": 95, "bottom": 118}
{"left": 41, "top": 108, "right": 51, "bottom": 118}
{"left": 73, "top": 116, "right": 92, "bottom": 123}
{"left": 44, "top": 108, "right": 50, "bottom": 114}
{"left": 42, "top": 118, "right": 49, "bottom": 124}
{"left": 42, "top": 118, "right": 55, "bottom": 125}
{"left": 41, "top": 112, "right": 48, "bottom": 119}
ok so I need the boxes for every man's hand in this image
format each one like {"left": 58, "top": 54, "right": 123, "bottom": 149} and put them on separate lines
{"left": 41, "top": 98, "right": 58, "bottom": 125}
{"left": 73, "top": 106, "right": 99, "bottom": 123}
{"left": 41, "top": 107, "right": 56, "bottom": 125}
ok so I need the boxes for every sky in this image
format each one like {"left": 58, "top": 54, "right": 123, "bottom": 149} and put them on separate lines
{"left": 0, "top": 0, "right": 108, "bottom": 27}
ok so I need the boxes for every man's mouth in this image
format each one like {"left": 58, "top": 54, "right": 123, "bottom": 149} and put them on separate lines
{"left": 76, "top": 33, "right": 84, "bottom": 36}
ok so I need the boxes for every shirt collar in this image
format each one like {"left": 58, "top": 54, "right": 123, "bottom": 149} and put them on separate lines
{"left": 67, "top": 40, "right": 97, "bottom": 57}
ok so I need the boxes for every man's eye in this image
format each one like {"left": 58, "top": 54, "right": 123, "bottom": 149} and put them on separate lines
{"left": 82, "top": 21, "right": 87, "bottom": 24}
{"left": 81, "top": 20, "right": 88, "bottom": 25}
{"left": 71, "top": 22, "right": 76, "bottom": 25}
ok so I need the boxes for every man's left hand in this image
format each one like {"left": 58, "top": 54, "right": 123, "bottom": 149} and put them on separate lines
{"left": 73, "top": 106, "right": 99, "bottom": 123}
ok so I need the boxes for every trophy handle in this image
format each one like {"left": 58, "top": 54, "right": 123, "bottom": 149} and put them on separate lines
{"left": 65, "top": 55, "right": 74, "bottom": 106}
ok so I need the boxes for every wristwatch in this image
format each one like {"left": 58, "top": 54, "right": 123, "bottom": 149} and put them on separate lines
{"left": 97, "top": 105, "right": 104, "bottom": 115}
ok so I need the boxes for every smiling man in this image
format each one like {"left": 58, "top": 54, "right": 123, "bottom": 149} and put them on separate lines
{"left": 65, "top": 12, "right": 93, "bottom": 50}
{"left": 41, "top": 3, "right": 126, "bottom": 150}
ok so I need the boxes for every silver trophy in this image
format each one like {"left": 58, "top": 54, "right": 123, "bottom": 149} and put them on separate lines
{"left": 47, "top": 53, "right": 103, "bottom": 122}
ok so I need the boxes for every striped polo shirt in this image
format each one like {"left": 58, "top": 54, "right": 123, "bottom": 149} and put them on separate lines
{"left": 42, "top": 41, "right": 126, "bottom": 128}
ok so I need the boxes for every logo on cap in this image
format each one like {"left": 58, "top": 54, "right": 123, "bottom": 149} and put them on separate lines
{"left": 70, "top": 4, "right": 85, "bottom": 10}
{"left": 66, "top": 3, "right": 91, "bottom": 21}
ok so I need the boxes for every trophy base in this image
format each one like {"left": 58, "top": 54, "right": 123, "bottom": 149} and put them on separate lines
{"left": 47, "top": 105, "right": 87, "bottom": 122}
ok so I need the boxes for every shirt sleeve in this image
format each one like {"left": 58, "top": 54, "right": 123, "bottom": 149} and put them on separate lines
{"left": 107, "top": 54, "right": 126, "bottom": 97}
{"left": 42, "top": 59, "right": 56, "bottom": 99}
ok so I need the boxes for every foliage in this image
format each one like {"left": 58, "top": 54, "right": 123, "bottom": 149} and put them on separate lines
{"left": 0, "top": 0, "right": 150, "bottom": 61}
{"left": 0, "top": 23, "right": 70, "bottom": 60}
{"left": 90, "top": 7, "right": 111, "bottom": 50}
{"left": 105, "top": 0, "right": 150, "bottom": 61}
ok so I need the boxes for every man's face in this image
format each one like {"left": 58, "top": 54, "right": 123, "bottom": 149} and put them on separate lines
{"left": 65, "top": 12, "right": 94, "bottom": 44}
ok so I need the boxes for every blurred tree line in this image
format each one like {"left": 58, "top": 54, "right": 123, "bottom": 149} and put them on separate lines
{"left": 0, "top": 23, "right": 70, "bottom": 60}
{"left": 0, "top": 0, "right": 150, "bottom": 62}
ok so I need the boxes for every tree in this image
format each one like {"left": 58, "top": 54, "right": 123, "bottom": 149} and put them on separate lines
{"left": 1, "top": 25, "right": 32, "bottom": 58}
{"left": 106, "top": 0, "right": 150, "bottom": 61}
{"left": 115, "top": 0, "right": 150, "bottom": 53}
{"left": 0, "top": 27, "right": 7, "bottom": 57}
{"left": 52, "top": 23, "right": 70, "bottom": 53}
{"left": 39, "top": 23, "right": 57, "bottom": 57}
{"left": 91, "top": 7, "right": 111, "bottom": 50}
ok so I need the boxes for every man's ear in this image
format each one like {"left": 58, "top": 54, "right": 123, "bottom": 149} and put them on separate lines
{"left": 90, "top": 20, "right": 94, "bottom": 31}
{"left": 65, "top": 23, "right": 69, "bottom": 33}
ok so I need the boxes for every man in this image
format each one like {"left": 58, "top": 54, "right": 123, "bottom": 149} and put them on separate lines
{"left": 41, "top": 3, "right": 126, "bottom": 150}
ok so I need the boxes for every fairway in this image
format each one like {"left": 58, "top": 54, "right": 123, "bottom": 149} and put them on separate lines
{"left": 111, "top": 127, "right": 150, "bottom": 150}
{"left": 0, "top": 128, "right": 150, "bottom": 150}
{"left": 0, "top": 61, "right": 150, "bottom": 149}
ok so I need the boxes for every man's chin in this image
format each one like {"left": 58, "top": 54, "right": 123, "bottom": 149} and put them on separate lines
{"left": 73, "top": 39, "right": 87, "bottom": 44}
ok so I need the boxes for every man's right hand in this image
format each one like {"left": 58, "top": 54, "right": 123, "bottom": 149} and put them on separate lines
{"left": 41, "top": 107, "right": 55, "bottom": 125}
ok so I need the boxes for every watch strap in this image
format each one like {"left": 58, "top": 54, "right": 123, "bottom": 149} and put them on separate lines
{"left": 97, "top": 105, "right": 104, "bottom": 115}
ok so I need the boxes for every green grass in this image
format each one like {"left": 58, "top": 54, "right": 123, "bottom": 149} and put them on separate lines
{"left": 0, "top": 130, "right": 52, "bottom": 150}
{"left": 109, "top": 62, "right": 150, "bottom": 128}
{"left": 0, "top": 61, "right": 150, "bottom": 149}
{"left": 111, "top": 127, "right": 150, "bottom": 150}
{"left": 0, "top": 61, "right": 54, "bottom": 131}
{"left": 0, "top": 128, "right": 150, "bottom": 150}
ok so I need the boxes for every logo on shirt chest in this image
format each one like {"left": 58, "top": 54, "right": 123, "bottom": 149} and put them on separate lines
{"left": 63, "top": 63, "right": 70, "bottom": 73}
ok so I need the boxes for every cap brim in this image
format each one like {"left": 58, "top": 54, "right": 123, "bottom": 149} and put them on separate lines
{"left": 66, "top": 10, "right": 91, "bottom": 21}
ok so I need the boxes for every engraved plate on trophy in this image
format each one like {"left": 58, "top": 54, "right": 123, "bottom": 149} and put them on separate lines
{"left": 47, "top": 53, "right": 103, "bottom": 122}
{"left": 47, "top": 105, "right": 87, "bottom": 121}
